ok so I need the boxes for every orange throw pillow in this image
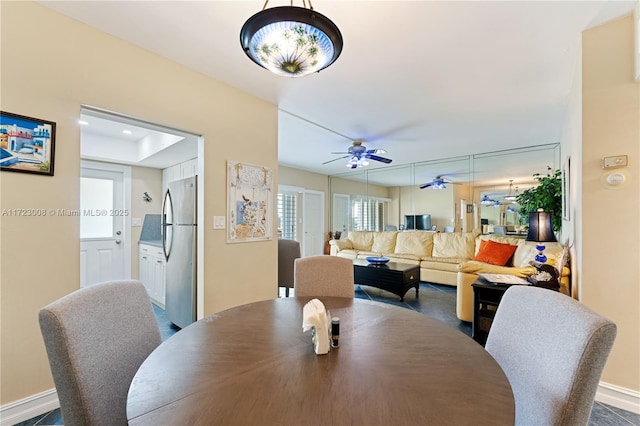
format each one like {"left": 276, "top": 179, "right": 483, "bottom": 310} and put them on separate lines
{"left": 475, "top": 240, "right": 518, "bottom": 266}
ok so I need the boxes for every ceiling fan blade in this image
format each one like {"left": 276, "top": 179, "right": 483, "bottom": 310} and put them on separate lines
{"left": 419, "top": 182, "right": 433, "bottom": 189}
{"left": 330, "top": 151, "right": 350, "bottom": 154}
{"left": 322, "top": 155, "right": 351, "bottom": 165}
{"left": 365, "top": 154, "right": 392, "bottom": 164}
{"left": 365, "top": 148, "right": 387, "bottom": 155}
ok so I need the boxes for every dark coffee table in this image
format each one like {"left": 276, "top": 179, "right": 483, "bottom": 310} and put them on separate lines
{"left": 352, "top": 259, "right": 420, "bottom": 301}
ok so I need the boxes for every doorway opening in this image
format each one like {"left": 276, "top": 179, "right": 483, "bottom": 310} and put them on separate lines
{"left": 79, "top": 105, "right": 204, "bottom": 321}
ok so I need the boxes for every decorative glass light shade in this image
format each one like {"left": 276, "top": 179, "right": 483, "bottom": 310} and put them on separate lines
{"left": 526, "top": 210, "right": 557, "bottom": 262}
{"left": 346, "top": 155, "right": 368, "bottom": 168}
{"left": 481, "top": 195, "right": 493, "bottom": 205}
{"left": 240, "top": 6, "right": 343, "bottom": 77}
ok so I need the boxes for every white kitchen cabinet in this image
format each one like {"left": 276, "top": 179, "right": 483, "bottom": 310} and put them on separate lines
{"left": 139, "top": 243, "right": 166, "bottom": 308}
{"left": 162, "top": 158, "right": 197, "bottom": 196}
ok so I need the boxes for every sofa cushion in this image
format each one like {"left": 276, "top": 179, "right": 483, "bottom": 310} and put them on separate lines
{"left": 420, "top": 259, "right": 464, "bottom": 272}
{"left": 432, "top": 232, "right": 477, "bottom": 259}
{"left": 458, "top": 260, "right": 537, "bottom": 277}
{"left": 387, "top": 253, "right": 422, "bottom": 263}
{"left": 386, "top": 254, "right": 421, "bottom": 265}
{"left": 474, "top": 240, "right": 518, "bottom": 266}
{"left": 394, "top": 231, "right": 434, "bottom": 257}
{"left": 513, "top": 241, "right": 564, "bottom": 268}
{"left": 372, "top": 231, "right": 398, "bottom": 254}
{"left": 348, "top": 231, "right": 374, "bottom": 251}
{"left": 330, "top": 239, "right": 353, "bottom": 251}
{"left": 475, "top": 235, "right": 524, "bottom": 254}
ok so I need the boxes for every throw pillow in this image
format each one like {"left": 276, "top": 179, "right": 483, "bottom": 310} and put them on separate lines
{"left": 474, "top": 240, "right": 518, "bottom": 266}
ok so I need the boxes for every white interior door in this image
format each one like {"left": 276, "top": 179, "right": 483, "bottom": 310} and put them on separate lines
{"left": 80, "top": 162, "right": 131, "bottom": 287}
{"left": 332, "top": 193, "right": 351, "bottom": 235}
{"left": 302, "top": 190, "right": 324, "bottom": 257}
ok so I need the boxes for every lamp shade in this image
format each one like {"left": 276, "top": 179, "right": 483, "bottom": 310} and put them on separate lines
{"left": 240, "top": 6, "right": 343, "bottom": 77}
{"left": 526, "top": 211, "right": 557, "bottom": 243}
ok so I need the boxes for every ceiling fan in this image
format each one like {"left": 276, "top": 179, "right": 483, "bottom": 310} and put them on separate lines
{"left": 322, "top": 139, "right": 392, "bottom": 169}
{"left": 419, "top": 175, "right": 459, "bottom": 190}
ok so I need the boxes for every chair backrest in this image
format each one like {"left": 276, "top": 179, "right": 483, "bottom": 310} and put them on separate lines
{"left": 485, "top": 286, "right": 616, "bottom": 426}
{"left": 278, "top": 239, "right": 301, "bottom": 289}
{"left": 493, "top": 225, "right": 506, "bottom": 235}
{"left": 294, "top": 256, "right": 354, "bottom": 298}
{"left": 39, "top": 280, "right": 162, "bottom": 426}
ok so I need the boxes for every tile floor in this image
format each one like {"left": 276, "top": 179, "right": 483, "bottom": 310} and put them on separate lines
{"left": 17, "top": 283, "right": 639, "bottom": 426}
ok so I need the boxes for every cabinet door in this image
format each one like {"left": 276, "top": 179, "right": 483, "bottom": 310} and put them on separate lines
{"left": 138, "top": 251, "right": 153, "bottom": 297}
{"left": 152, "top": 257, "right": 166, "bottom": 307}
{"left": 180, "top": 158, "right": 197, "bottom": 178}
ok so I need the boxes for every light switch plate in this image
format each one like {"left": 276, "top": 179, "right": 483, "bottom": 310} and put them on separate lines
{"left": 602, "top": 155, "right": 628, "bottom": 169}
{"left": 213, "top": 215, "right": 225, "bottom": 229}
{"left": 132, "top": 217, "right": 142, "bottom": 227}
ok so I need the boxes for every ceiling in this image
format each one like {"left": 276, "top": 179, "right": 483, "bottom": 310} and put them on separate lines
{"left": 42, "top": 1, "right": 636, "bottom": 185}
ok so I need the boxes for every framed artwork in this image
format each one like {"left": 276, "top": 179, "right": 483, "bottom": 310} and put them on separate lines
{"left": 227, "top": 160, "right": 273, "bottom": 243}
{"left": 562, "top": 156, "right": 571, "bottom": 220}
{"left": 0, "top": 111, "right": 56, "bottom": 176}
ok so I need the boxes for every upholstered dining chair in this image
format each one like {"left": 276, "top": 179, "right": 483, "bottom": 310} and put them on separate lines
{"left": 493, "top": 225, "right": 506, "bottom": 235}
{"left": 278, "top": 238, "right": 301, "bottom": 297}
{"left": 294, "top": 255, "right": 354, "bottom": 298}
{"left": 485, "top": 286, "right": 616, "bottom": 426}
{"left": 39, "top": 280, "right": 161, "bottom": 426}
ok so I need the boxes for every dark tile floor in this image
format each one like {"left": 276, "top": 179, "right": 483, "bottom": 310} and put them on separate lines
{"left": 17, "top": 283, "right": 639, "bottom": 426}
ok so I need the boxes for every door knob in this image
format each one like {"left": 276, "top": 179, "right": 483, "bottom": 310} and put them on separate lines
{"left": 115, "top": 239, "right": 122, "bottom": 244}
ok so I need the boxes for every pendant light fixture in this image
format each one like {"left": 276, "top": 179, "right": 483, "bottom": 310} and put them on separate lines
{"left": 240, "top": 0, "right": 343, "bottom": 77}
{"left": 504, "top": 180, "right": 517, "bottom": 201}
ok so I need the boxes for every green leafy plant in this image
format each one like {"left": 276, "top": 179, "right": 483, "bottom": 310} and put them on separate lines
{"left": 516, "top": 167, "right": 562, "bottom": 232}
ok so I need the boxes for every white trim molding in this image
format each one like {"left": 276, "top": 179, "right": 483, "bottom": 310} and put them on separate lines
{"left": 0, "top": 389, "right": 59, "bottom": 426}
{"left": 596, "top": 381, "right": 640, "bottom": 414}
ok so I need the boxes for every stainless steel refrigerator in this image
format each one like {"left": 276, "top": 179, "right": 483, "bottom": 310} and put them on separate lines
{"left": 162, "top": 176, "right": 197, "bottom": 328}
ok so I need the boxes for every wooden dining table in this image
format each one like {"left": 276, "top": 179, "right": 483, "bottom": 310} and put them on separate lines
{"left": 127, "top": 297, "right": 514, "bottom": 425}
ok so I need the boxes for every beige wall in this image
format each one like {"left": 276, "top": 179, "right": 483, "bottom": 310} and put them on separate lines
{"left": 582, "top": 15, "right": 640, "bottom": 393}
{"left": 130, "top": 166, "right": 164, "bottom": 279}
{"left": 1, "top": 1, "right": 277, "bottom": 404}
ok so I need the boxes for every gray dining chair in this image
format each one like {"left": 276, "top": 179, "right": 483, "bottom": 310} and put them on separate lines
{"left": 278, "top": 238, "right": 301, "bottom": 297}
{"left": 493, "top": 225, "right": 506, "bottom": 235}
{"left": 39, "top": 280, "right": 161, "bottom": 426}
{"left": 294, "top": 255, "right": 354, "bottom": 298}
{"left": 485, "top": 286, "right": 616, "bottom": 426}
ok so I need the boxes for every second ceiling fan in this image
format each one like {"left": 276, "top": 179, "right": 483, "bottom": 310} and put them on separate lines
{"left": 322, "top": 139, "right": 392, "bottom": 169}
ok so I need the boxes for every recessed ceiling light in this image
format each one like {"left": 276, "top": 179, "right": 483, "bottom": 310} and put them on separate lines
{"left": 122, "top": 130, "right": 132, "bottom": 135}
{"left": 78, "top": 120, "right": 89, "bottom": 125}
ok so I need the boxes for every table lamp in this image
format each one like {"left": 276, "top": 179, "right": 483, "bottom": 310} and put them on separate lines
{"left": 526, "top": 210, "right": 557, "bottom": 262}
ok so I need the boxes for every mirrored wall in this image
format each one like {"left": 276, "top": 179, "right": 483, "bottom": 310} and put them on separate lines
{"left": 328, "top": 144, "right": 560, "bottom": 234}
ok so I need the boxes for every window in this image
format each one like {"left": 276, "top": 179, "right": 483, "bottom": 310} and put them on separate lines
{"left": 352, "top": 198, "right": 385, "bottom": 231}
{"left": 277, "top": 192, "right": 297, "bottom": 240}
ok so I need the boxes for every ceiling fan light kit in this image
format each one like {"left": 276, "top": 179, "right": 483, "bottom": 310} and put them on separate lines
{"left": 240, "top": 1, "right": 343, "bottom": 77}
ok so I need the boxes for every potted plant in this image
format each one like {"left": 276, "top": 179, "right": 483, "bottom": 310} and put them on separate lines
{"left": 515, "top": 167, "right": 562, "bottom": 232}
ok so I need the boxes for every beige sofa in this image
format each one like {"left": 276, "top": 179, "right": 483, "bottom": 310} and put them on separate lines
{"left": 330, "top": 230, "right": 569, "bottom": 322}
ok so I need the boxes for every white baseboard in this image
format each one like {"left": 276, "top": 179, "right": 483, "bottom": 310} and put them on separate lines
{"left": 596, "top": 381, "right": 640, "bottom": 414}
{"left": 0, "top": 389, "right": 59, "bottom": 426}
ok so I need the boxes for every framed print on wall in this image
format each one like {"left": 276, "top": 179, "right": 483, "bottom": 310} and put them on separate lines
{"left": 0, "top": 111, "right": 56, "bottom": 176}
{"left": 227, "top": 160, "right": 273, "bottom": 243}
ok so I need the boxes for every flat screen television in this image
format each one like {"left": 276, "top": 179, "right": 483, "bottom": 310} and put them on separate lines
{"left": 404, "top": 214, "right": 431, "bottom": 230}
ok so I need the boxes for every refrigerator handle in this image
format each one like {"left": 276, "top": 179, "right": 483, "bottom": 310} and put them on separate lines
{"left": 162, "top": 188, "right": 174, "bottom": 261}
